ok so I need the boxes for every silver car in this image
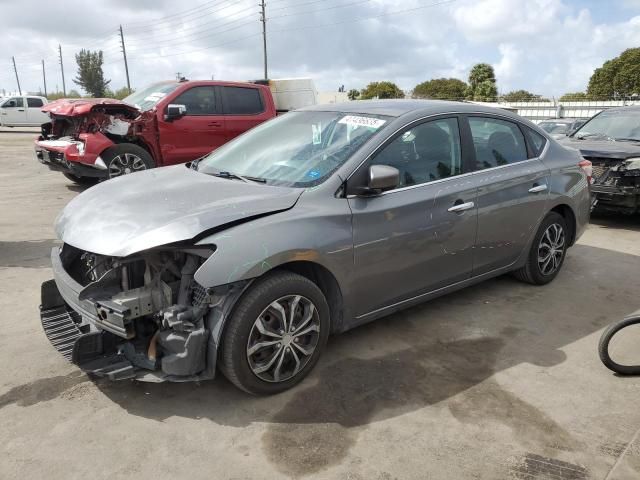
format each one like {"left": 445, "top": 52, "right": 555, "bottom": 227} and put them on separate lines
{"left": 40, "top": 100, "right": 591, "bottom": 394}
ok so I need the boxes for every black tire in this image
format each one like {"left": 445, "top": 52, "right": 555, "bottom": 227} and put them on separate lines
{"left": 101, "top": 143, "right": 155, "bottom": 179}
{"left": 62, "top": 172, "right": 98, "bottom": 186}
{"left": 219, "top": 271, "right": 330, "bottom": 395}
{"left": 513, "top": 211, "right": 568, "bottom": 285}
{"left": 598, "top": 314, "right": 640, "bottom": 375}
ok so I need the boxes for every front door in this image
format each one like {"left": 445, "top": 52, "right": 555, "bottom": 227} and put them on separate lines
{"left": 1, "top": 97, "right": 27, "bottom": 125}
{"left": 349, "top": 117, "right": 477, "bottom": 317}
{"left": 464, "top": 115, "right": 550, "bottom": 275}
{"left": 157, "top": 86, "right": 227, "bottom": 165}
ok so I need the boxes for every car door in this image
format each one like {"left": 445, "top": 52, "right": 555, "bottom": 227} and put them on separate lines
{"left": 220, "top": 85, "right": 271, "bottom": 141}
{"left": 348, "top": 116, "right": 478, "bottom": 317}
{"left": 157, "top": 85, "right": 226, "bottom": 165}
{"left": 0, "top": 97, "right": 27, "bottom": 125}
{"left": 463, "top": 115, "right": 550, "bottom": 276}
{"left": 26, "top": 97, "right": 47, "bottom": 125}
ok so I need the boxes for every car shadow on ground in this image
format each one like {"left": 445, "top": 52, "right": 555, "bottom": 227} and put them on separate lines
{"left": 2, "top": 243, "right": 638, "bottom": 475}
{"left": 591, "top": 212, "right": 640, "bottom": 232}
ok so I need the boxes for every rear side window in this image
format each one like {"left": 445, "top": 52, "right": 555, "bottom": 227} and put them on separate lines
{"left": 468, "top": 117, "right": 528, "bottom": 169}
{"left": 172, "top": 86, "right": 220, "bottom": 115}
{"left": 222, "top": 86, "right": 264, "bottom": 115}
{"left": 525, "top": 127, "right": 547, "bottom": 157}
{"left": 27, "top": 97, "right": 44, "bottom": 108}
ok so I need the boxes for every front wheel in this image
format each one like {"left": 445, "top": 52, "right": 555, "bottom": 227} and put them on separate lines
{"left": 219, "top": 271, "right": 330, "bottom": 395}
{"left": 101, "top": 143, "right": 155, "bottom": 179}
{"left": 513, "top": 211, "right": 568, "bottom": 285}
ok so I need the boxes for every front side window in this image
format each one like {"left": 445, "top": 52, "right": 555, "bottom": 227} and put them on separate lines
{"left": 223, "top": 86, "right": 264, "bottom": 115}
{"left": 173, "top": 86, "right": 219, "bottom": 115}
{"left": 197, "top": 111, "right": 389, "bottom": 187}
{"left": 371, "top": 117, "right": 462, "bottom": 188}
{"left": 2, "top": 97, "right": 23, "bottom": 108}
{"left": 469, "top": 117, "right": 528, "bottom": 169}
{"left": 27, "top": 97, "right": 44, "bottom": 108}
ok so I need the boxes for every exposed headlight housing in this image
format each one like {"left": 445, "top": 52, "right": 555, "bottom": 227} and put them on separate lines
{"left": 623, "top": 158, "right": 640, "bottom": 170}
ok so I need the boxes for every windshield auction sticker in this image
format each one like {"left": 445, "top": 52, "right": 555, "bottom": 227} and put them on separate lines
{"left": 338, "top": 115, "right": 386, "bottom": 129}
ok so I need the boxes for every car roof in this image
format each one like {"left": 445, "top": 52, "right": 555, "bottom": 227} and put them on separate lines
{"left": 299, "top": 99, "right": 526, "bottom": 121}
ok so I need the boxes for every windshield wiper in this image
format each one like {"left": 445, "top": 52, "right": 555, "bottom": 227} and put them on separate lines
{"left": 614, "top": 137, "right": 640, "bottom": 143}
{"left": 575, "top": 133, "right": 613, "bottom": 141}
{"left": 212, "top": 171, "right": 267, "bottom": 183}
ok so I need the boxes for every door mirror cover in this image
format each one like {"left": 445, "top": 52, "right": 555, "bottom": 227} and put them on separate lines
{"left": 165, "top": 104, "right": 187, "bottom": 121}
{"left": 368, "top": 165, "right": 399, "bottom": 192}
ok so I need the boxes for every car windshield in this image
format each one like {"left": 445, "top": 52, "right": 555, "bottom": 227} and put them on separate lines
{"left": 539, "top": 122, "right": 569, "bottom": 134}
{"left": 122, "top": 82, "right": 180, "bottom": 111}
{"left": 573, "top": 109, "right": 640, "bottom": 141}
{"left": 196, "top": 111, "right": 390, "bottom": 187}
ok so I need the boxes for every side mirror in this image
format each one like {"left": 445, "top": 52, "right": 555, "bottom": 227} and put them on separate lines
{"left": 367, "top": 165, "right": 399, "bottom": 193}
{"left": 165, "top": 104, "right": 187, "bottom": 121}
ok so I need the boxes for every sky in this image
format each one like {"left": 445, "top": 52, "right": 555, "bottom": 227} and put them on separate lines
{"left": 1, "top": 0, "right": 639, "bottom": 98}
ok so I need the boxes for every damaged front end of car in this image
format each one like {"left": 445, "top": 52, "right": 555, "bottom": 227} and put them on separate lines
{"left": 589, "top": 157, "right": 640, "bottom": 214}
{"left": 40, "top": 243, "right": 247, "bottom": 382}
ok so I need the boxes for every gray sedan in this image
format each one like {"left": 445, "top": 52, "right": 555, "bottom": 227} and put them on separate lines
{"left": 41, "top": 100, "right": 591, "bottom": 394}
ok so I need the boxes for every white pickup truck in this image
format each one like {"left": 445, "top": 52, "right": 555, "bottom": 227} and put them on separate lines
{"left": 0, "top": 95, "right": 50, "bottom": 127}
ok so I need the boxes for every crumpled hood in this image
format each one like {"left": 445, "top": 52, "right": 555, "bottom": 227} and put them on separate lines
{"left": 56, "top": 165, "right": 303, "bottom": 257}
{"left": 559, "top": 137, "right": 640, "bottom": 160}
{"left": 42, "top": 98, "right": 140, "bottom": 117}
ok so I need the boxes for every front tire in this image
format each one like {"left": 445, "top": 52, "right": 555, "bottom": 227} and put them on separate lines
{"left": 219, "top": 271, "right": 330, "bottom": 395}
{"left": 514, "top": 211, "right": 568, "bottom": 285}
{"left": 102, "top": 143, "right": 155, "bottom": 179}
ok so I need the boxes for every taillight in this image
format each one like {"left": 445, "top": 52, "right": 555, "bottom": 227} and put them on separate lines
{"left": 579, "top": 159, "right": 593, "bottom": 184}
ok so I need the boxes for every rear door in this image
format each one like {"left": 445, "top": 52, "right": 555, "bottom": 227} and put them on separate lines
{"left": 26, "top": 97, "right": 47, "bottom": 125}
{"left": 220, "top": 85, "right": 271, "bottom": 141}
{"left": 0, "top": 97, "right": 27, "bottom": 125}
{"left": 349, "top": 116, "right": 478, "bottom": 317}
{"left": 157, "top": 85, "right": 226, "bottom": 165}
{"left": 464, "top": 115, "right": 550, "bottom": 275}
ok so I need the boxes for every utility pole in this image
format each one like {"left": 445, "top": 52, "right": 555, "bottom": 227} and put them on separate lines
{"left": 259, "top": 0, "right": 268, "bottom": 80}
{"left": 11, "top": 56, "right": 21, "bottom": 94}
{"left": 119, "top": 25, "right": 131, "bottom": 93}
{"left": 58, "top": 44, "right": 66, "bottom": 96}
{"left": 42, "top": 59, "right": 47, "bottom": 98}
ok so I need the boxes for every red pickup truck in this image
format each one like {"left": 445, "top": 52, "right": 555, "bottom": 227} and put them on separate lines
{"left": 34, "top": 80, "right": 277, "bottom": 183}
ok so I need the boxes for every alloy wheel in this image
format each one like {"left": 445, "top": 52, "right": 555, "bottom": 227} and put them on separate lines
{"left": 108, "top": 153, "right": 147, "bottom": 178}
{"left": 246, "top": 295, "right": 320, "bottom": 383}
{"left": 538, "top": 223, "right": 565, "bottom": 276}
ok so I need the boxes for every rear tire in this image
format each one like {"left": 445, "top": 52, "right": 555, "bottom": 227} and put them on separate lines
{"left": 219, "top": 271, "right": 330, "bottom": 395}
{"left": 513, "top": 211, "right": 568, "bottom": 285}
{"left": 62, "top": 172, "right": 98, "bottom": 186}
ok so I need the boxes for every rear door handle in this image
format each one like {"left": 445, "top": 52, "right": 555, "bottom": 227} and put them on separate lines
{"left": 529, "top": 184, "right": 548, "bottom": 193}
{"left": 448, "top": 201, "right": 475, "bottom": 213}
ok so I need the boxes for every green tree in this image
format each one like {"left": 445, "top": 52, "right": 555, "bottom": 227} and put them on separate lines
{"left": 347, "top": 88, "right": 360, "bottom": 101}
{"left": 112, "top": 86, "right": 133, "bottom": 100}
{"left": 467, "top": 63, "right": 498, "bottom": 101}
{"left": 360, "top": 81, "right": 405, "bottom": 99}
{"left": 559, "top": 92, "right": 590, "bottom": 101}
{"left": 587, "top": 48, "right": 640, "bottom": 99}
{"left": 73, "top": 49, "right": 110, "bottom": 97}
{"left": 501, "top": 89, "right": 545, "bottom": 102}
{"left": 474, "top": 80, "right": 498, "bottom": 102}
{"left": 412, "top": 78, "right": 468, "bottom": 100}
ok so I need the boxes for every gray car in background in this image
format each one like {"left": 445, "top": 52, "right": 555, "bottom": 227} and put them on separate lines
{"left": 538, "top": 118, "right": 587, "bottom": 139}
{"left": 40, "top": 100, "right": 591, "bottom": 394}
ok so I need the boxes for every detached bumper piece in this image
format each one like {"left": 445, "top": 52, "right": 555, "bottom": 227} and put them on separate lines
{"left": 40, "top": 305, "right": 83, "bottom": 360}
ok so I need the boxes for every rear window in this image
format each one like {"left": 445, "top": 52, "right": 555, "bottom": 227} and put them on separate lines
{"left": 222, "top": 86, "right": 264, "bottom": 115}
{"left": 27, "top": 97, "right": 44, "bottom": 108}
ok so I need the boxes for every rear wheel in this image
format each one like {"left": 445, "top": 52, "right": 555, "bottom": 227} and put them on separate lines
{"left": 513, "top": 211, "right": 568, "bottom": 285}
{"left": 219, "top": 271, "right": 330, "bottom": 395}
{"left": 102, "top": 143, "right": 155, "bottom": 179}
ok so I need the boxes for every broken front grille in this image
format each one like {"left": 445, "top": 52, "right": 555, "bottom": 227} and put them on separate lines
{"left": 40, "top": 305, "right": 83, "bottom": 361}
{"left": 586, "top": 158, "right": 623, "bottom": 185}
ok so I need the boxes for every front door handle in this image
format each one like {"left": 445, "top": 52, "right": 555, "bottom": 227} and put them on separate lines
{"left": 448, "top": 201, "right": 475, "bottom": 213}
{"left": 529, "top": 184, "right": 548, "bottom": 193}
{"left": 17, "top": 108, "right": 25, "bottom": 112}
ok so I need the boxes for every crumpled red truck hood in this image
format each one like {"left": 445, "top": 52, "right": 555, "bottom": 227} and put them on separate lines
{"left": 42, "top": 98, "right": 140, "bottom": 117}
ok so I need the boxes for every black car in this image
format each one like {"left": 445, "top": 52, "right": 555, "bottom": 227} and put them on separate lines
{"left": 560, "top": 106, "right": 640, "bottom": 214}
